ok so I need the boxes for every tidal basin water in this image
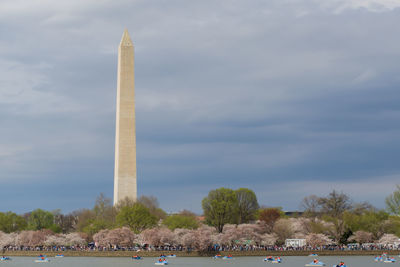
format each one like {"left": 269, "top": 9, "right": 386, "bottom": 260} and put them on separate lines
{"left": 1, "top": 256, "right": 395, "bottom": 267}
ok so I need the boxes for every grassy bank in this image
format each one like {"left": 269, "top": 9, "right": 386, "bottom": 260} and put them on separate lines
{"left": 2, "top": 250, "right": 399, "bottom": 257}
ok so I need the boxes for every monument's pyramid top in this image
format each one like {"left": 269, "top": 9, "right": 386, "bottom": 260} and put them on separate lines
{"left": 120, "top": 29, "right": 133, "bottom": 47}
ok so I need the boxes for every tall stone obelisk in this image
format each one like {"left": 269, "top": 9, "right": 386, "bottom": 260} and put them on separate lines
{"left": 113, "top": 29, "right": 137, "bottom": 205}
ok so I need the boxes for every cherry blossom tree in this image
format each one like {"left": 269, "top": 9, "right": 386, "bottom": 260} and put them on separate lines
{"left": 236, "top": 224, "right": 263, "bottom": 245}
{"left": 140, "top": 228, "right": 162, "bottom": 246}
{"left": 348, "top": 231, "right": 374, "bottom": 244}
{"left": 65, "top": 232, "right": 86, "bottom": 246}
{"left": 17, "top": 230, "right": 50, "bottom": 247}
{"left": 172, "top": 228, "right": 192, "bottom": 246}
{"left": 289, "top": 218, "right": 310, "bottom": 235}
{"left": 93, "top": 229, "right": 110, "bottom": 247}
{"left": 171, "top": 225, "right": 215, "bottom": 250}
{"left": 378, "top": 234, "right": 399, "bottom": 245}
{"left": 158, "top": 227, "right": 174, "bottom": 246}
{"left": 260, "top": 233, "right": 278, "bottom": 246}
{"left": 306, "top": 233, "right": 334, "bottom": 247}
{"left": 211, "top": 232, "right": 223, "bottom": 246}
{"left": 140, "top": 227, "right": 175, "bottom": 247}
{"left": 105, "top": 227, "right": 135, "bottom": 247}
{"left": 191, "top": 225, "right": 214, "bottom": 250}
{"left": 44, "top": 235, "right": 66, "bottom": 246}
{"left": 0, "top": 231, "right": 17, "bottom": 248}
{"left": 220, "top": 224, "right": 239, "bottom": 246}
{"left": 180, "top": 230, "right": 196, "bottom": 248}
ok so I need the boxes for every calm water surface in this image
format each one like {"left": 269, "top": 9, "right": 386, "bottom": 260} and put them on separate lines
{"left": 1, "top": 256, "right": 396, "bottom": 267}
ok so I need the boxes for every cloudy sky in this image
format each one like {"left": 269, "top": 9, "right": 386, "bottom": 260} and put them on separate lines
{"left": 0, "top": 0, "right": 400, "bottom": 214}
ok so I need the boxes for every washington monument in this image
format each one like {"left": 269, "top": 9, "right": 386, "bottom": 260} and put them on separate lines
{"left": 113, "top": 29, "right": 137, "bottom": 205}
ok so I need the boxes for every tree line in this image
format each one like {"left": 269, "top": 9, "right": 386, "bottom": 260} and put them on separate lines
{"left": 202, "top": 187, "right": 400, "bottom": 244}
{"left": 0, "top": 194, "right": 198, "bottom": 235}
{"left": 1, "top": 186, "right": 400, "bottom": 248}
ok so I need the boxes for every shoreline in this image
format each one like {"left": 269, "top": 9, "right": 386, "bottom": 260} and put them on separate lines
{"left": 2, "top": 250, "right": 399, "bottom": 257}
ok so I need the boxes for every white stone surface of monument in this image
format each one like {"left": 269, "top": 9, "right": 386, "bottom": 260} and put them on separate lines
{"left": 113, "top": 29, "right": 137, "bottom": 205}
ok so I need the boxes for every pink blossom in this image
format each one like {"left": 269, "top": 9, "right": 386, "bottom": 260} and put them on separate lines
{"left": 348, "top": 231, "right": 374, "bottom": 244}
{"left": 306, "top": 233, "right": 334, "bottom": 247}
{"left": 378, "top": 234, "right": 399, "bottom": 245}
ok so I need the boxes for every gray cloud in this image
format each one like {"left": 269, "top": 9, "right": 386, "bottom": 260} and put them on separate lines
{"left": 0, "top": 0, "right": 399, "bottom": 213}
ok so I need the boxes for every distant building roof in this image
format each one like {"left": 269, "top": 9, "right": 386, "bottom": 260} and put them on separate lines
{"left": 284, "top": 211, "right": 304, "bottom": 216}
